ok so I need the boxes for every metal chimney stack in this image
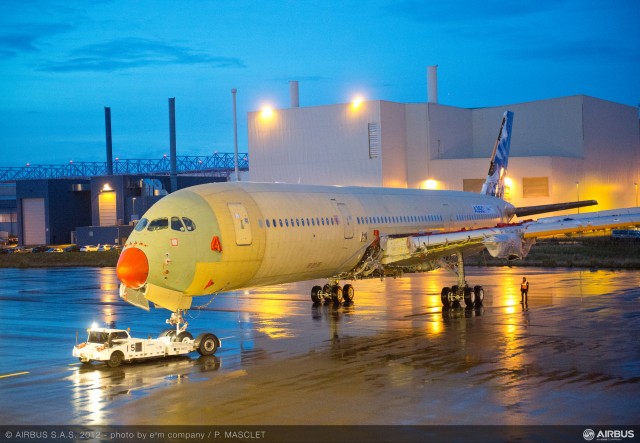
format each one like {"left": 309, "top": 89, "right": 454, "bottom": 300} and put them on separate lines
{"left": 104, "top": 107, "right": 113, "bottom": 175}
{"left": 289, "top": 80, "right": 299, "bottom": 108}
{"left": 427, "top": 65, "right": 438, "bottom": 103}
{"left": 168, "top": 97, "right": 177, "bottom": 192}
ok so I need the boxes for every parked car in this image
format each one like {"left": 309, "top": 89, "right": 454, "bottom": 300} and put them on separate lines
{"left": 98, "top": 244, "right": 114, "bottom": 251}
{"left": 80, "top": 245, "right": 100, "bottom": 252}
{"left": 46, "top": 247, "right": 64, "bottom": 253}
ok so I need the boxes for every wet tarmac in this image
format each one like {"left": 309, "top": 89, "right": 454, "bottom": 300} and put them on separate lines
{"left": 1, "top": 266, "right": 639, "bottom": 429}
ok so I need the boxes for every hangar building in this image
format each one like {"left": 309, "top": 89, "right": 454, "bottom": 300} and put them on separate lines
{"left": 249, "top": 91, "right": 640, "bottom": 213}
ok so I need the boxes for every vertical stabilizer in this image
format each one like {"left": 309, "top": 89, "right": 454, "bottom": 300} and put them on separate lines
{"left": 480, "top": 111, "right": 514, "bottom": 198}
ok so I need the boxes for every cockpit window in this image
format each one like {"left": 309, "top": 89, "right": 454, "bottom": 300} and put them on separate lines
{"left": 171, "top": 216, "right": 185, "bottom": 231}
{"left": 182, "top": 217, "right": 196, "bottom": 231}
{"left": 134, "top": 218, "right": 148, "bottom": 232}
{"left": 147, "top": 218, "right": 168, "bottom": 231}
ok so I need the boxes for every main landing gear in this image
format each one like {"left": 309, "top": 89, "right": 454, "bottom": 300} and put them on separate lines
{"left": 440, "top": 253, "right": 484, "bottom": 309}
{"left": 310, "top": 280, "right": 355, "bottom": 305}
{"left": 159, "top": 310, "right": 221, "bottom": 356}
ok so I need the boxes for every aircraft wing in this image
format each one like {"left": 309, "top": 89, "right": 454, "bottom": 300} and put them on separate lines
{"left": 379, "top": 207, "right": 640, "bottom": 267}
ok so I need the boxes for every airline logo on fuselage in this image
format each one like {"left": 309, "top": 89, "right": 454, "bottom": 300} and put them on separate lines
{"left": 473, "top": 205, "right": 496, "bottom": 214}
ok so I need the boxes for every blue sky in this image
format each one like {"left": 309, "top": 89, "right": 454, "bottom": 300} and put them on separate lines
{"left": 1, "top": 0, "right": 638, "bottom": 167}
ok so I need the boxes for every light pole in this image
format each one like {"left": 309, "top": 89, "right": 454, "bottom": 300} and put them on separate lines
{"left": 232, "top": 88, "right": 239, "bottom": 182}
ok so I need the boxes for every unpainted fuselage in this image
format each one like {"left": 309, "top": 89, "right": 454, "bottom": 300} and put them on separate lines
{"left": 117, "top": 182, "right": 513, "bottom": 310}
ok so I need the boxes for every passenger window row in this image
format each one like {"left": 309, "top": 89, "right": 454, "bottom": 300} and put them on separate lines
{"left": 455, "top": 214, "right": 493, "bottom": 221}
{"left": 255, "top": 213, "right": 444, "bottom": 229}
{"left": 258, "top": 216, "right": 338, "bottom": 229}
{"left": 356, "top": 214, "right": 443, "bottom": 225}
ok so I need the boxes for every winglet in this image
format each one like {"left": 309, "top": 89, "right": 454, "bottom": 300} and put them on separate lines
{"left": 481, "top": 111, "right": 514, "bottom": 199}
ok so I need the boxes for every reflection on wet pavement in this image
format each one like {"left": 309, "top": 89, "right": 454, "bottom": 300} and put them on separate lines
{"left": 0, "top": 266, "right": 639, "bottom": 425}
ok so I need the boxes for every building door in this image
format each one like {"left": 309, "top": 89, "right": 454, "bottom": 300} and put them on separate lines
{"left": 336, "top": 202, "right": 354, "bottom": 239}
{"left": 227, "top": 203, "right": 252, "bottom": 245}
{"left": 99, "top": 191, "right": 117, "bottom": 226}
{"left": 22, "top": 198, "right": 46, "bottom": 245}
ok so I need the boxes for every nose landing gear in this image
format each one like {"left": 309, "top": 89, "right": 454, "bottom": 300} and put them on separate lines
{"left": 162, "top": 310, "right": 221, "bottom": 356}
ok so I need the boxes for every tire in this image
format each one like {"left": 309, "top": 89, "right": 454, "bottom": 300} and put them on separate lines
{"left": 342, "top": 284, "right": 355, "bottom": 302}
{"left": 463, "top": 286, "right": 476, "bottom": 308}
{"left": 195, "top": 333, "right": 220, "bottom": 356}
{"left": 175, "top": 331, "right": 193, "bottom": 343}
{"left": 331, "top": 285, "right": 343, "bottom": 304}
{"left": 159, "top": 329, "right": 176, "bottom": 339}
{"left": 473, "top": 285, "right": 484, "bottom": 306}
{"left": 441, "top": 287, "right": 452, "bottom": 308}
{"left": 106, "top": 351, "right": 124, "bottom": 368}
{"left": 311, "top": 285, "right": 323, "bottom": 303}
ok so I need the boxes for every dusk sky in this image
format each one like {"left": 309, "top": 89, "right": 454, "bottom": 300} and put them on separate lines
{"left": 1, "top": 0, "right": 638, "bottom": 167}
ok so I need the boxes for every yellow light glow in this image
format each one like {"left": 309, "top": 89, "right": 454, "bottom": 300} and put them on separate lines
{"left": 422, "top": 179, "right": 438, "bottom": 190}
{"left": 101, "top": 183, "right": 113, "bottom": 192}
{"left": 504, "top": 177, "right": 513, "bottom": 187}
{"left": 352, "top": 96, "right": 364, "bottom": 109}
{"left": 261, "top": 106, "right": 274, "bottom": 118}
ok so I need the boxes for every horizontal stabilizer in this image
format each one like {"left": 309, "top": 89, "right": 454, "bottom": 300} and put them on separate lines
{"left": 512, "top": 200, "right": 598, "bottom": 218}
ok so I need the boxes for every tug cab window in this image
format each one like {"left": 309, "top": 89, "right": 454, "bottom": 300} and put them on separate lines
{"left": 147, "top": 218, "right": 168, "bottom": 231}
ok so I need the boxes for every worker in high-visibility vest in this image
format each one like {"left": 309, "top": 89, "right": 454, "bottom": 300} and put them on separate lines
{"left": 520, "top": 277, "right": 529, "bottom": 303}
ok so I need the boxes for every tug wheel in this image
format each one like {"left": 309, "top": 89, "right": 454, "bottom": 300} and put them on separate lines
{"left": 106, "top": 351, "right": 124, "bottom": 368}
{"left": 195, "top": 333, "right": 220, "bottom": 356}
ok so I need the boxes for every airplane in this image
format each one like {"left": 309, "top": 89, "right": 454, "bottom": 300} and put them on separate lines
{"left": 116, "top": 111, "right": 640, "bottom": 345}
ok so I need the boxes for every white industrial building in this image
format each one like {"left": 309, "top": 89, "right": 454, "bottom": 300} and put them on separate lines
{"left": 248, "top": 75, "right": 639, "bottom": 213}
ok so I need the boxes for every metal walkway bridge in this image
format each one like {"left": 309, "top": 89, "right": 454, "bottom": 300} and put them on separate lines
{"left": 0, "top": 153, "right": 248, "bottom": 182}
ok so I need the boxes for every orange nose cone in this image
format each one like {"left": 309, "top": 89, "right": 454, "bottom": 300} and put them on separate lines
{"left": 116, "top": 247, "right": 149, "bottom": 289}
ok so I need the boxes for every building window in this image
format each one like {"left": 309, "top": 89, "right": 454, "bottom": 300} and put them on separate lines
{"left": 463, "top": 179, "right": 485, "bottom": 193}
{"left": 522, "top": 177, "right": 549, "bottom": 198}
{"left": 368, "top": 122, "right": 380, "bottom": 159}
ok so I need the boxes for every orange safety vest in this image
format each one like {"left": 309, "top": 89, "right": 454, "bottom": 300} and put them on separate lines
{"left": 521, "top": 282, "right": 528, "bottom": 290}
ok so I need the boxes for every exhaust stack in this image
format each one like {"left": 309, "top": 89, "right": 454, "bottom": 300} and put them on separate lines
{"left": 168, "top": 97, "right": 177, "bottom": 192}
{"left": 289, "top": 80, "right": 299, "bottom": 108}
{"left": 427, "top": 65, "right": 438, "bottom": 104}
{"left": 104, "top": 107, "right": 113, "bottom": 175}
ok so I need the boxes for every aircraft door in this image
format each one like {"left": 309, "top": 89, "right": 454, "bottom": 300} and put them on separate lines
{"left": 336, "top": 202, "right": 354, "bottom": 239}
{"left": 227, "top": 202, "right": 252, "bottom": 246}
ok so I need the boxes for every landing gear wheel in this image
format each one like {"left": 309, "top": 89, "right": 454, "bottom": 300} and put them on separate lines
{"left": 106, "top": 351, "right": 124, "bottom": 368}
{"left": 342, "top": 284, "right": 355, "bottom": 303}
{"left": 195, "top": 333, "right": 220, "bottom": 356}
{"left": 311, "top": 285, "right": 323, "bottom": 304}
{"left": 331, "top": 285, "right": 343, "bottom": 304}
{"left": 159, "top": 329, "right": 176, "bottom": 339}
{"left": 463, "top": 286, "right": 476, "bottom": 308}
{"left": 175, "top": 331, "right": 193, "bottom": 343}
{"left": 441, "top": 287, "right": 452, "bottom": 308}
{"left": 473, "top": 285, "right": 484, "bottom": 306}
